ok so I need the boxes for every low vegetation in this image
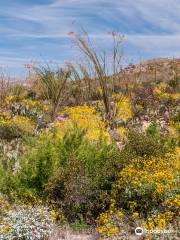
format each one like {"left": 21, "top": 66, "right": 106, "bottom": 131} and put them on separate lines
{"left": 0, "top": 33, "right": 179, "bottom": 239}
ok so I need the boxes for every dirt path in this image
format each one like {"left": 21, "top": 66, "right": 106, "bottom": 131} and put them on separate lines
{"left": 49, "top": 228, "right": 99, "bottom": 240}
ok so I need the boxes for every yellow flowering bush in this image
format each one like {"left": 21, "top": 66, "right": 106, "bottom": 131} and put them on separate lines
{"left": 167, "top": 125, "right": 179, "bottom": 138}
{"left": 21, "top": 99, "right": 49, "bottom": 111}
{"left": 113, "top": 153, "right": 179, "bottom": 213}
{"left": 0, "top": 112, "right": 36, "bottom": 141}
{"left": 153, "top": 82, "right": 169, "bottom": 96}
{"left": 96, "top": 151, "right": 179, "bottom": 239}
{"left": 114, "top": 96, "right": 132, "bottom": 121}
{"left": 0, "top": 110, "right": 12, "bottom": 125}
{"left": 116, "top": 126, "right": 128, "bottom": 140}
{"left": 96, "top": 211, "right": 120, "bottom": 238}
{"left": 142, "top": 211, "right": 175, "bottom": 230}
{"left": 54, "top": 105, "right": 110, "bottom": 141}
{"left": 96, "top": 199, "right": 124, "bottom": 238}
{"left": 169, "top": 92, "right": 180, "bottom": 100}
{"left": 6, "top": 95, "right": 15, "bottom": 102}
{"left": 165, "top": 194, "right": 180, "bottom": 208}
{"left": 0, "top": 98, "right": 39, "bottom": 136}
{"left": 2, "top": 95, "right": 15, "bottom": 107}
{"left": 154, "top": 82, "right": 180, "bottom": 100}
{"left": 10, "top": 115, "right": 36, "bottom": 134}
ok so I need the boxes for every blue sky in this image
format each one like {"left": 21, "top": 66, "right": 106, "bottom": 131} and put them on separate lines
{"left": 0, "top": 0, "right": 180, "bottom": 76}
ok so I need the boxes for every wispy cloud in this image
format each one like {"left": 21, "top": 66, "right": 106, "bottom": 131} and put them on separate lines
{"left": 0, "top": 0, "right": 179, "bottom": 75}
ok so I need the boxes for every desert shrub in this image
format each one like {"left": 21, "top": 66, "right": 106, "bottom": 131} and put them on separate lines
{"left": 133, "top": 85, "right": 158, "bottom": 112}
{"left": 45, "top": 128, "right": 119, "bottom": 222}
{"left": 96, "top": 151, "right": 179, "bottom": 239}
{"left": 0, "top": 115, "right": 36, "bottom": 142}
{"left": 146, "top": 122, "right": 177, "bottom": 151}
{"left": 5, "top": 126, "right": 118, "bottom": 222}
{"left": 95, "top": 124, "right": 179, "bottom": 238}
{"left": 112, "top": 152, "right": 179, "bottom": 216}
{"left": 96, "top": 201, "right": 132, "bottom": 239}
{"left": 21, "top": 125, "right": 174, "bottom": 223}
{"left": 118, "top": 129, "right": 167, "bottom": 167}
{"left": 0, "top": 123, "right": 23, "bottom": 141}
{"left": 0, "top": 128, "right": 84, "bottom": 198}
{"left": 19, "top": 136, "right": 60, "bottom": 193}
{"left": 145, "top": 122, "right": 160, "bottom": 137}
{"left": 11, "top": 115, "right": 36, "bottom": 134}
{"left": 0, "top": 194, "right": 10, "bottom": 216}
{"left": 0, "top": 163, "right": 21, "bottom": 196}
{"left": 10, "top": 83, "right": 27, "bottom": 101}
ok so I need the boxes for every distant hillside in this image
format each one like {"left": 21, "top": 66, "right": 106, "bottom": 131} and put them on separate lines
{"left": 2, "top": 58, "right": 180, "bottom": 88}
{"left": 119, "top": 58, "right": 180, "bottom": 83}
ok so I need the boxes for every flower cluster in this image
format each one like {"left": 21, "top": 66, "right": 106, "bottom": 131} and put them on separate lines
{"left": 115, "top": 153, "right": 179, "bottom": 195}
{"left": 96, "top": 151, "right": 179, "bottom": 239}
{"left": 114, "top": 96, "right": 132, "bottom": 121}
{"left": 154, "top": 82, "right": 180, "bottom": 100}
{"left": 0, "top": 97, "right": 49, "bottom": 136}
{"left": 0, "top": 205, "right": 57, "bottom": 240}
{"left": 11, "top": 115, "right": 36, "bottom": 134}
{"left": 21, "top": 99, "right": 49, "bottom": 111}
{"left": 142, "top": 211, "right": 175, "bottom": 230}
{"left": 96, "top": 200, "right": 123, "bottom": 238}
{"left": 54, "top": 105, "right": 110, "bottom": 141}
{"left": 0, "top": 114, "right": 36, "bottom": 135}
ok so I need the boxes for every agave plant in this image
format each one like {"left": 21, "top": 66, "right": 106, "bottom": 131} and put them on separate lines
{"left": 34, "top": 65, "right": 71, "bottom": 120}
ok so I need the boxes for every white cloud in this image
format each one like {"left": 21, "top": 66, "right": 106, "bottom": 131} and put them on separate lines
{"left": 126, "top": 34, "right": 180, "bottom": 49}
{"left": 0, "top": 0, "right": 179, "bottom": 75}
{"left": 1, "top": 0, "right": 180, "bottom": 36}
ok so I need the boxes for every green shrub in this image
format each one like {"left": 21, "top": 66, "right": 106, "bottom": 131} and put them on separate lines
{"left": 19, "top": 137, "right": 60, "bottom": 193}
{"left": 111, "top": 152, "right": 179, "bottom": 219}
{"left": 145, "top": 122, "right": 160, "bottom": 138}
{"left": 70, "top": 217, "right": 89, "bottom": 232}
{"left": 0, "top": 165, "right": 20, "bottom": 196}
{"left": 118, "top": 129, "right": 164, "bottom": 166}
{"left": 1, "top": 123, "right": 176, "bottom": 225}
{"left": 0, "top": 126, "right": 119, "bottom": 223}
{"left": 46, "top": 128, "right": 119, "bottom": 223}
